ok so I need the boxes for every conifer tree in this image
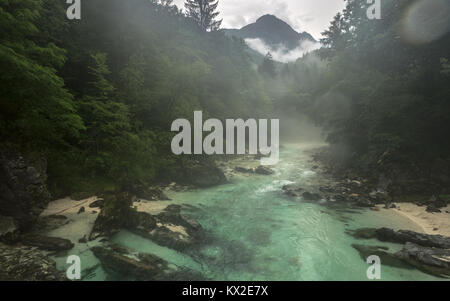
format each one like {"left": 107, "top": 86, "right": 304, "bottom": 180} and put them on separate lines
{"left": 184, "top": 0, "right": 222, "bottom": 31}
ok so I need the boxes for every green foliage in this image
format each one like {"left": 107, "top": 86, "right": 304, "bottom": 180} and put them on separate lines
{"left": 1, "top": 0, "right": 270, "bottom": 196}
{"left": 0, "top": 0, "right": 84, "bottom": 150}
{"left": 300, "top": 0, "right": 450, "bottom": 172}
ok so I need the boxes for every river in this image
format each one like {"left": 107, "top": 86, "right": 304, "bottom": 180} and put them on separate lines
{"left": 106, "top": 144, "right": 441, "bottom": 280}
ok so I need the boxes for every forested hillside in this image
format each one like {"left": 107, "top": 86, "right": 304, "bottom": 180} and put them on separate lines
{"left": 276, "top": 0, "right": 450, "bottom": 196}
{"left": 0, "top": 0, "right": 271, "bottom": 197}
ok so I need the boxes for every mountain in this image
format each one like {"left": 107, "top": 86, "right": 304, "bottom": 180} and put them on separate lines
{"left": 224, "top": 14, "right": 316, "bottom": 52}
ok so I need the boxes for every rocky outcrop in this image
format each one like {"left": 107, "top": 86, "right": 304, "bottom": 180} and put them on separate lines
{"left": 20, "top": 234, "right": 74, "bottom": 251}
{"left": 349, "top": 227, "right": 450, "bottom": 278}
{"left": 351, "top": 244, "right": 414, "bottom": 269}
{"left": 0, "top": 243, "right": 66, "bottom": 281}
{"left": 282, "top": 184, "right": 304, "bottom": 197}
{"left": 234, "top": 166, "right": 254, "bottom": 174}
{"left": 128, "top": 205, "right": 205, "bottom": 251}
{"left": 395, "top": 242, "right": 450, "bottom": 278}
{"left": 91, "top": 245, "right": 205, "bottom": 280}
{"left": 90, "top": 193, "right": 205, "bottom": 251}
{"left": 349, "top": 227, "right": 450, "bottom": 249}
{"left": 234, "top": 166, "right": 274, "bottom": 175}
{"left": 89, "top": 192, "right": 134, "bottom": 240}
{"left": 302, "top": 191, "right": 322, "bottom": 201}
{"left": 0, "top": 151, "right": 50, "bottom": 230}
{"left": 282, "top": 185, "right": 323, "bottom": 201}
{"left": 123, "top": 181, "right": 170, "bottom": 201}
{"left": 181, "top": 160, "right": 227, "bottom": 188}
{"left": 0, "top": 215, "right": 20, "bottom": 243}
{"left": 254, "top": 166, "right": 274, "bottom": 175}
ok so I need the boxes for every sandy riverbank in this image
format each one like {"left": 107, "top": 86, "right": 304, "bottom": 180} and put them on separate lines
{"left": 377, "top": 203, "right": 450, "bottom": 237}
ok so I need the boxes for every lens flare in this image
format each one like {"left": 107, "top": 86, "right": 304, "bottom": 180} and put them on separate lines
{"left": 400, "top": 0, "right": 450, "bottom": 45}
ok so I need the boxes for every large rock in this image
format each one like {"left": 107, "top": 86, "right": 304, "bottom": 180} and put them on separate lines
{"left": 282, "top": 184, "right": 304, "bottom": 197}
{"left": 91, "top": 245, "right": 205, "bottom": 280}
{"left": 234, "top": 166, "right": 254, "bottom": 174}
{"left": 0, "top": 151, "right": 50, "bottom": 229}
{"left": 351, "top": 244, "right": 414, "bottom": 269}
{"left": 20, "top": 234, "right": 74, "bottom": 251}
{"left": 90, "top": 193, "right": 205, "bottom": 251}
{"left": 128, "top": 205, "right": 204, "bottom": 251}
{"left": 375, "top": 228, "right": 450, "bottom": 249}
{"left": 89, "top": 192, "right": 134, "bottom": 240}
{"left": 123, "top": 181, "right": 170, "bottom": 201}
{"left": 395, "top": 242, "right": 450, "bottom": 278}
{"left": 181, "top": 160, "right": 227, "bottom": 188}
{"left": 349, "top": 227, "right": 450, "bottom": 249}
{"left": 302, "top": 191, "right": 322, "bottom": 201}
{"left": 0, "top": 215, "right": 20, "bottom": 243}
{"left": 254, "top": 166, "right": 274, "bottom": 175}
{"left": 0, "top": 243, "right": 66, "bottom": 281}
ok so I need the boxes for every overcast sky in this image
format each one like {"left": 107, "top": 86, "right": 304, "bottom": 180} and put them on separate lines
{"left": 172, "top": 0, "right": 347, "bottom": 39}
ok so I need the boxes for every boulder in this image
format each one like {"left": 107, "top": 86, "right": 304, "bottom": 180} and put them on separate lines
{"left": 0, "top": 151, "right": 50, "bottom": 229}
{"left": 395, "top": 242, "right": 450, "bottom": 278}
{"left": 352, "top": 244, "right": 414, "bottom": 269}
{"left": 282, "top": 184, "right": 304, "bottom": 197}
{"left": 234, "top": 166, "right": 254, "bottom": 174}
{"left": 129, "top": 207, "right": 204, "bottom": 251}
{"left": 349, "top": 227, "right": 450, "bottom": 249}
{"left": 89, "top": 199, "right": 104, "bottom": 208}
{"left": 375, "top": 228, "right": 450, "bottom": 249}
{"left": 123, "top": 181, "right": 170, "bottom": 201}
{"left": 181, "top": 160, "right": 227, "bottom": 188}
{"left": 302, "top": 191, "right": 322, "bottom": 201}
{"left": 20, "top": 234, "right": 74, "bottom": 251}
{"left": 89, "top": 192, "right": 134, "bottom": 240}
{"left": 0, "top": 243, "right": 66, "bottom": 281}
{"left": 0, "top": 215, "right": 20, "bottom": 243}
{"left": 32, "top": 215, "right": 69, "bottom": 232}
{"left": 255, "top": 166, "right": 274, "bottom": 175}
{"left": 91, "top": 245, "right": 205, "bottom": 280}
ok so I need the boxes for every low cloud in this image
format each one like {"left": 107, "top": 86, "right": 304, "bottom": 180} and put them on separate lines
{"left": 245, "top": 38, "right": 321, "bottom": 63}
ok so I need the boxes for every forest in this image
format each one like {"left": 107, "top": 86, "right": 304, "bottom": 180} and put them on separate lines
{"left": 2, "top": 0, "right": 450, "bottom": 199}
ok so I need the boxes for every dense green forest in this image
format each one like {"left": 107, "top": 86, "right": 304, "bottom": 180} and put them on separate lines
{"left": 0, "top": 0, "right": 271, "bottom": 196}
{"left": 275, "top": 0, "right": 450, "bottom": 193}
{"left": 2, "top": 0, "right": 450, "bottom": 199}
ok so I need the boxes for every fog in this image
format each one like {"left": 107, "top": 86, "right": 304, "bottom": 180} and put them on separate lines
{"left": 245, "top": 38, "right": 321, "bottom": 62}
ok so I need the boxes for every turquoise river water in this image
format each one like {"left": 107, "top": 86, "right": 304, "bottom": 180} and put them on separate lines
{"left": 57, "top": 144, "right": 443, "bottom": 280}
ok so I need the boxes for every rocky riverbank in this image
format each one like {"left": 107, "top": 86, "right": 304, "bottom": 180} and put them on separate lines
{"left": 0, "top": 148, "right": 231, "bottom": 280}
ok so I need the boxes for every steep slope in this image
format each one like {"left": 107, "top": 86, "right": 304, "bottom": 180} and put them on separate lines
{"left": 225, "top": 14, "right": 316, "bottom": 51}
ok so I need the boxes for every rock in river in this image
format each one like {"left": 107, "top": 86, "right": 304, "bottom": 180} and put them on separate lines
{"left": 255, "top": 166, "right": 274, "bottom": 175}
{"left": 395, "top": 242, "right": 450, "bottom": 278}
{"left": 20, "top": 234, "right": 74, "bottom": 251}
{"left": 91, "top": 245, "right": 205, "bottom": 280}
{"left": 349, "top": 227, "right": 450, "bottom": 249}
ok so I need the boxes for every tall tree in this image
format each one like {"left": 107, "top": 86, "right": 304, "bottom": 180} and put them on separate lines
{"left": 184, "top": 0, "right": 222, "bottom": 31}
{"left": 0, "top": 0, "right": 84, "bottom": 149}
{"left": 259, "top": 52, "right": 277, "bottom": 77}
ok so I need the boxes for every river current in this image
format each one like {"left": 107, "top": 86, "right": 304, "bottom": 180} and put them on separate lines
{"left": 107, "top": 144, "right": 441, "bottom": 280}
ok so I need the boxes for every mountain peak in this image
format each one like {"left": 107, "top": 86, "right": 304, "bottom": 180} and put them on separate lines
{"left": 225, "top": 15, "right": 315, "bottom": 51}
{"left": 256, "top": 14, "right": 281, "bottom": 22}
